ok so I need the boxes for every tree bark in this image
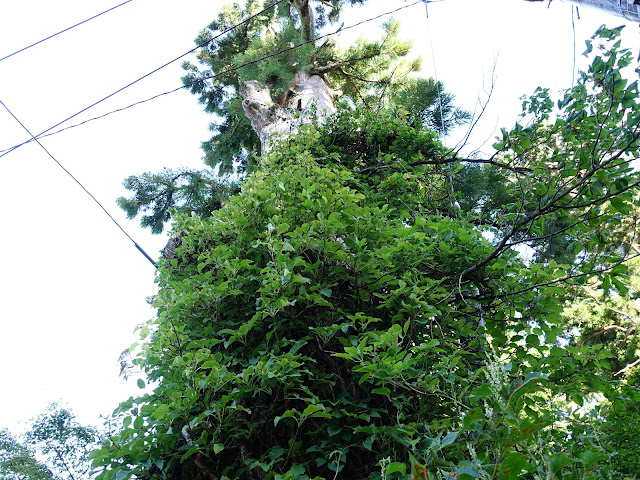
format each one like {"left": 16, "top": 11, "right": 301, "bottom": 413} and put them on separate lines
{"left": 289, "top": 0, "right": 315, "bottom": 43}
{"left": 239, "top": 72, "right": 335, "bottom": 152}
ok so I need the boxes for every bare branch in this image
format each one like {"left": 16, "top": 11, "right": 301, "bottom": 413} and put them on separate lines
{"left": 182, "top": 425, "right": 194, "bottom": 445}
{"left": 358, "top": 154, "right": 532, "bottom": 175}
{"left": 486, "top": 252, "right": 640, "bottom": 302}
{"left": 413, "top": 156, "right": 532, "bottom": 174}
{"left": 583, "top": 325, "right": 633, "bottom": 343}
{"left": 454, "top": 57, "right": 498, "bottom": 156}
{"left": 615, "top": 357, "right": 640, "bottom": 377}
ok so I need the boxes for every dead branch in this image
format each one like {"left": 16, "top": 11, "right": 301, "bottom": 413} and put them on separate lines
{"left": 583, "top": 325, "right": 633, "bottom": 343}
{"left": 615, "top": 357, "right": 640, "bottom": 377}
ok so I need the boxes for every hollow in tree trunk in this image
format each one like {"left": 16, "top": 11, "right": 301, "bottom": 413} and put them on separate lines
{"left": 239, "top": 72, "right": 336, "bottom": 152}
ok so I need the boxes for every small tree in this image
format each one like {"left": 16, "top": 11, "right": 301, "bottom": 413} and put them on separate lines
{"left": 1, "top": 404, "right": 101, "bottom": 480}
{"left": 92, "top": 25, "right": 640, "bottom": 478}
{"left": 0, "top": 429, "right": 56, "bottom": 480}
{"left": 25, "top": 404, "right": 102, "bottom": 480}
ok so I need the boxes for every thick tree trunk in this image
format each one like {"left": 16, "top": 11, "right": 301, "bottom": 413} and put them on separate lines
{"left": 239, "top": 72, "right": 335, "bottom": 152}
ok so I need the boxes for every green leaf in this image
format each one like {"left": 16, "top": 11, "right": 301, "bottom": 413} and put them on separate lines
{"left": 385, "top": 462, "right": 406, "bottom": 475}
{"left": 137, "top": 378, "right": 145, "bottom": 389}
{"left": 268, "top": 447, "right": 285, "bottom": 462}
{"left": 274, "top": 409, "right": 297, "bottom": 426}
{"left": 363, "top": 436, "right": 374, "bottom": 451}
{"left": 151, "top": 404, "right": 169, "bottom": 420}
{"left": 611, "top": 276, "right": 629, "bottom": 294}
{"left": 302, "top": 404, "right": 322, "bottom": 415}
{"left": 114, "top": 469, "right": 133, "bottom": 480}
{"left": 212, "top": 443, "right": 224, "bottom": 454}
{"left": 580, "top": 450, "right": 607, "bottom": 469}
{"left": 277, "top": 223, "right": 290, "bottom": 235}
{"left": 290, "top": 464, "right": 306, "bottom": 475}
{"left": 549, "top": 453, "right": 571, "bottom": 473}
{"left": 371, "top": 387, "right": 391, "bottom": 396}
{"left": 455, "top": 465, "right": 482, "bottom": 478}
{"left": 440, "top": 431, "right": 459, "bottom": 448}
{"left": 282, "top": 241, "right": 295, "bottom": 252}
{"left": 610, "top": 196, "right": 631, "bottom": 214}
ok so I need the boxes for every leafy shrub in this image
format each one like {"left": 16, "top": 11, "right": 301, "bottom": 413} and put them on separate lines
{"left": 92, "top": 120, "right": 618, "bottom": 479}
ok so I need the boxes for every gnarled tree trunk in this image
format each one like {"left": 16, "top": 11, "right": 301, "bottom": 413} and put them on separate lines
{"left": 239, "top": 72, "right": 336, "bottom": 152}
{"left": 238, "top": 1, "right": 337, "bottom": 151}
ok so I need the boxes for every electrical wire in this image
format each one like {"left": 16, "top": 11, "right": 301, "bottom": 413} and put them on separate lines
{"left": 0, "top": 0, "right": 286, "bottom": 159}
{"left": 421, "top": 0, "right": 446, "bottom": 141}
{"left": 421, "top": 0, "right": 459, "bottom": 215}
{"left": 0, "top": 0, "right": 423, "bottom": 155}
{"left": 0, "top": 98, "right": 158, "bottom": 268}
{"left": 0, "top": 0, "right": 134, "bottom": 63}
{"left": 0, "top": 1, "right": 425, "bottom": 267}
{"left": 571, "top": 5, "right": 576, "bottom": 88}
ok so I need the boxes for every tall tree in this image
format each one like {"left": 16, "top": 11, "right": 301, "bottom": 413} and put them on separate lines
{"left": 93, "top": 23, "right": 640, "bottom": 479}
{"left": 0, "top": 404, "right": 101, "bottom": 480}
{"left": 117, "top": 0, "right": 469, "bottom": 233}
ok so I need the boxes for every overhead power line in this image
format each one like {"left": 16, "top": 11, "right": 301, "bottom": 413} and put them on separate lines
{"left": 0, "top": 98, "right": 158, "bottom": 268}
{"left": 0, "top": 0, "right": 286, "bottom": 159}
{"left": 0, "top": 0, "right": 134, "bottom": 63}
{"left": 0, "top": 0, "right": 423, "bottom": 155}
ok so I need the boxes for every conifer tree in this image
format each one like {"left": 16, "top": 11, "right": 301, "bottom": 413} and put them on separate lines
{"left": 117, "top": 0, "right": 468, "bottom": 233}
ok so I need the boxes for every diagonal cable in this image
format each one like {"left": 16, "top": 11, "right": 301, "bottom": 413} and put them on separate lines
{"left": 0, "top": 98, "right": 157, "bottom": 268}
{"left": 0, "top": 0, "right": 422, "bottom": 155}
{"left": 0, "top": 0, "right": 286, "bottom": 159}
{"left": 0, "top": 0, "right": 134, "bottom": 63}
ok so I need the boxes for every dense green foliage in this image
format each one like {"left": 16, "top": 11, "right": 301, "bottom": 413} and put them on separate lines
{"left": 602, "top": 383, "right": 640, "bottom": 477}
{"left": 563, "top": 255, "right": 640, "bottom": 381}
{"left": 561, "top": 241, "right": 640, "bottom": 478}
{"left": 91, "top": 24, "right": 640, "bottom": 479}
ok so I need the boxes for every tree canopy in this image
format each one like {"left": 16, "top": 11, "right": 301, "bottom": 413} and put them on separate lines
{"left": 0, "top": 429, "right": 56, "bottom": 480}
{"left": 89, "top": 13, "right": 640, "bottom": 477}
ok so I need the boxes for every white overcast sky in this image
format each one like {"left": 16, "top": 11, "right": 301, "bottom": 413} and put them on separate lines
{"left": 0, "top": 0, "right": 638, "bottom": 432}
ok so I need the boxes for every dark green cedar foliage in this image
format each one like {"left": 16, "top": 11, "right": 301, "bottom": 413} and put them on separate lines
{"left": 117, "top": 169, "right": 239, "bottom": 234}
